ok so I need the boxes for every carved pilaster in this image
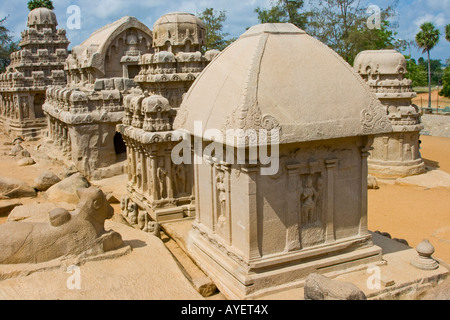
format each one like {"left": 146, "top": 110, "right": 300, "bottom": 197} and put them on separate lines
{"left": 325, "top": 159, "right": 339, "bottom": 243}
{"left": 360, "top": 147, "right": 372, "bottom": 235}
{"left": 165, "top": 148, "right": 174, "bottom": 199}
{"left": 285, "top": 165, "right": 301, "bottom": 252}
{"left": 241, "top": 165, "right": 261, "bottom": 260}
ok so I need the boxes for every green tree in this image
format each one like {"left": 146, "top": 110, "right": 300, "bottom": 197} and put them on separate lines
{"left": 446, "top": 24, "right": 450, "bottom": 42}
{"left": 417, "top": 58, "right": 443, "bottom": 85}
{"left": 439, "top": 66, "right": 450, "bottom": 98}
{"left": 27, "top": 0, "right": 54, "bottom": 11}
{"left": 306, "top": 0, "right": 399, "bottom": 65}
{"left": 255, "top": 0, "right": 309, "bottom": 29}
{"left": 415, "top": 22, "right": 440, "bottom": 108}
{"left": 405, "top": 57, "right": 428, "bottom": 87}
{"left": 198, "top": 8, "right": 235, "bottom": 51}
{"left": 0, "top": 16, "right": 19, "bottom": 72}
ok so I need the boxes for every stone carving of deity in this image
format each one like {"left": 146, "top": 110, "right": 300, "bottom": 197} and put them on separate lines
{"left": 173, "top": 164, "right": 186, "bottom": 195}
{"left": 157, "top": 160, "right": 167, "bottom": 199}
{"left": 136, "top": 159, "right": 143, "bottom": 189}
{"left": 21, "top": 98, "right": 29, "bottom": 119}
{"left": 127, "top": 152, "right": 133, "bottom": 180}
{"left": 301, "top": 175, "right": 320, "bottom": 225}
{"left": 216, "top": 170, "right": 227, "bottom": 228}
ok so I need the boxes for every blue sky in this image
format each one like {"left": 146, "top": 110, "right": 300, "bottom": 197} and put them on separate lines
{"left": 1, "top": 0, "right": 449, "bottom": 63}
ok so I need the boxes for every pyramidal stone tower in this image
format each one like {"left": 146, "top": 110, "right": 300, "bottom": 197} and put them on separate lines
{"left": 174, "top": 23, "right": 392, "bottom": 299}
{"left": 0, "top": 7, "right": 69, "bottom": 139}
{"left": 117, "top": 12, "right": 219, "bottom": 225}
{"left": 354, "top": 50, "right": 426, "bottom": 178}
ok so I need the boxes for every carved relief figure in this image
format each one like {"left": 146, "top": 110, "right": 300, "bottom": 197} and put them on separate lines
{"left": 216, "top": 170, "right": 227, "bottom": 228}
{"left": 120, "top": 196, "right": 130, "bottom": 217}
{"left": 173, "top": 164, "right": 186, "bottom": 195}
{"left": 127, "top": 152, "right": 133, "bottom": 180}
{"left": 157, "top": 160, "right": 167, "bottom": 199}
{"left": 138, "top": 210, "right": 148, "bottom": 230}
{"left": 136, "top": 158, "right": 143, "bottom": 189}
{"left": 301, "top": 175, "right": 320, "bottom": 225}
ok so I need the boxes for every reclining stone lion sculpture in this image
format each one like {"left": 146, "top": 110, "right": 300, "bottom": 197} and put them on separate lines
{"left": 0, "top": 187, "right": 124, "bottom": 264}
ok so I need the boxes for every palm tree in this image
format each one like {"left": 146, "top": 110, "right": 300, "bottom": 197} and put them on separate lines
{"left": 27, "top": 0, "right": 54, "bottom": 11}
{"left": 415, "top": 22, "right": 440, "bottom": 108}
{"left": 446, "top": 24, "right": 450, "bottom": 42}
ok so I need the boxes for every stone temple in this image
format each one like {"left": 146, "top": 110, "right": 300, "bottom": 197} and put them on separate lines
{"left": 43, "top": 16, "right": 153, "bottom": 179}
{"left": 117, "top": 12, "right": 219, "bottom": 224}
{"left": 354, "top": 50, "right": 426, "bottom": 178}
{"left": 173, "top": 23, "right": 393, "bottom": 299}
{"left": 0, "top": 7, "right": 69, "bottom": 139}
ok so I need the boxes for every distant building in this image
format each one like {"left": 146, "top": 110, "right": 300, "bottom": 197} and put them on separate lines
{"left": 354, "top": 50, "right": 426, "bottom": 178}
{"left": 43, "top": 16, "right": 153, "bottom": 179}
{"left": 0, "top": 7, "right": 69, "bottom": 139}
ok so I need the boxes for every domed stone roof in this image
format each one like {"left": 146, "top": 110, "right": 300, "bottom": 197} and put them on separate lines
{"left": 27, "top": 7, "right": 58, "bottom": 27}
{"left": 153, "top": 12, "right": 205, "bottom": 48}
{"left": 354, "top": 50, "right": 407, "bottom": 76}
{"left": 174, "top": 23, "right": 392, "bottom": 145}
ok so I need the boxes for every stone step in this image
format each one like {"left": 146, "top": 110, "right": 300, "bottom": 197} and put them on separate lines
{"left": 160, "top": 229, "right": 218, "bottom": 298}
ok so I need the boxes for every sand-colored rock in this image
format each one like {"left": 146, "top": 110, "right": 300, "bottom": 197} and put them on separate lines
{"left": 9, "top": 143, "right": 24, "bottom": 156}
{"left": 304, "top": 273, "right": 367, "bottom": 300}
{"left": 45, "top": 173, "right": 90, "bottom": 204}
{"left": 17, "top": 157, "right": 35, "bottom": 166}
{"left": 0, "top": 201, "right": 22, "bottom": 216}
{"left": 33, "top": 171, "right": 61, "bottom": 191}
{"left": 0, "top": 177, "right": 36, "bottom": 199}
{"left": 7, "top": 202, "right": 75, "bottom": 222}
{"left": 395, "top": 170, "right": 450, "bottom": 188}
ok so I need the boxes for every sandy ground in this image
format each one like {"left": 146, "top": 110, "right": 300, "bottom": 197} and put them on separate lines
{"left": 412, "top": 89, "right": 450, "bottom": 109}
{"left": 368, "top": 135, "right": 450, "bottom": 263}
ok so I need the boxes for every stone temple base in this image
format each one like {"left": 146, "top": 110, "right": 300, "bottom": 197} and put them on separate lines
{"left": 368, "top": 159, "right": 426, "bottom": 179}
{"left": 128, "top": 188, "right": 195, "bottom": 223}
{"left": 0, "top": 117, "right": 47, "bottom": 140}
{"left": 188, "top": 228, "right": 383, "bottom": 300}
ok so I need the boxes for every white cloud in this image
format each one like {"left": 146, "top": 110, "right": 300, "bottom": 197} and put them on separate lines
{"left": 414, "top": 13, "right": 447, "bottom": 28}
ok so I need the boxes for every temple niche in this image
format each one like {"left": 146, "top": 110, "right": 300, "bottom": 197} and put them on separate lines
{"left": 354, "top": 50, "right": 426, "bottom": 178}
{"left": 43, "top": 16, "right": 153, "bottom": 179}
{"left": 173, "top": 23, "right": 393, "bottom": 299}
{"left": 0, "top": 7, "right": 69, "bottom": 139}
{"left": 117, "top": 12, "right": 219, "bottom": 224}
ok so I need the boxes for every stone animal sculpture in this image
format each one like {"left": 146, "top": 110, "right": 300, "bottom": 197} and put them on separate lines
{"left": 146, "top": 221, "right": 161, "bottom": 238}
{"left": 0, "top": 187, "right": 123, "bottom": 264}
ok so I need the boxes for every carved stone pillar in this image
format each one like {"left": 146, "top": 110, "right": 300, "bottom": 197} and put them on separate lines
{"left": 325, "top": 159, "right": 339, "bottom": 243}
{"left": 241, "top": 164, "right": 261, "bottom": 261}
{"left": 360, "top": 147, "right": 371, "bottom": 235}
{"left": 150, "top": 151, "right": 159, "bottom": 200}
{"left": 285, "top": 165, "right": 301, "bottom": 252}
{"left": 165, "top": 147, "right": 174, "bottom": 199}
